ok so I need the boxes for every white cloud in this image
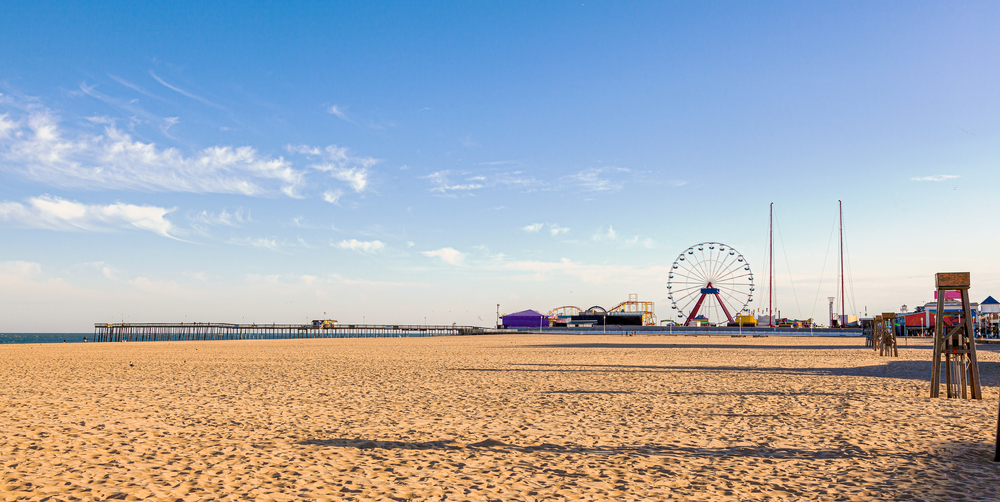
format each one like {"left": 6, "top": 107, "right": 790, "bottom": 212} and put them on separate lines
{"left": 334, "top": 239, "right": 385, "bottom": 253}
{"left": 192, "top": 207, "right": 249, "bottom": 227}
{"left": 422, "top": 247, "right": 465, "bottom": 265}
{"left": 328, "top": 167, "right": 370, "bottom": 192}
{"left": 149, "top": 70, "right": 223, "bottom": 109}
{"left": 327, "top": 105, "right": 348, "bottom": 120}
{"left": 286, "top": 144, "right": 323, "bottom": 156}
{"left": 424, "top": 171, "right": 482, "bottom": 193}
{"left": 567, "top": 167, "right": 628, "bottom": 192}
{"left": 323, "top": 190, "right": 343, "bottom": 204}
{"left": 623, "top": 236, "right": 658, "bottom": 248}
{"left": 229, "top": 236, "right": 281, "bottom": 250}
{"left": 424, "top": 170, "right": 537, "bottom": 194}
{"left": 523, "top": 223, "right": 543, "bottom": 232}
{"left": 0, "top": 260, "right": 42, "bottom": 279}
{"left": 0, "top": 113, "right": 15, "bottom": 139}
{"left": 423, "top": 171, "right": 485, "bottom": 193}
{"left": 549, "top": 224, "right": 570, "bottom": 236}
{"left": 289, "top": 144, "right": 379, "bottom": 193}
{"left": 911, "top": 175, "right": 959, "bottom": 182}
{"left": 0, "top": 195, "right": 177, "bottom": 238}
{"left": 0, "top": 106, "right": 305, "bottom": 197}
{"left": 592, "top": 225, "right": 617, "bottom": 241}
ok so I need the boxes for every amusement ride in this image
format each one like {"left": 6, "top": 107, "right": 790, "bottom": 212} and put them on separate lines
{"left": 667, "top": 241, "right": 754, "bottom": 326}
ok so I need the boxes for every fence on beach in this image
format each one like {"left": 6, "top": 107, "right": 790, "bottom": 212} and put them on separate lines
{"left": 92, "top": 322, "right": 504, "bottom": 342}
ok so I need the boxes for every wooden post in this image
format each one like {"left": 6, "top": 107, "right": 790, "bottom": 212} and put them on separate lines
{"left": 930, "top": 272, "right": 981, "bottom": 399}
{"left": 880, "top": 313, "right": 898, "bottom": 357}
{"left": 995, "top": 391, "right": 1000, "bottom": 461}
{"left": 872, "top": 315, "right": 882, "bottom": 351}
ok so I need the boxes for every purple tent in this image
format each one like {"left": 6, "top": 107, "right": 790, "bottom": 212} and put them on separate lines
{"left": 502, "top": 309, "right": 546, "bottom": 328}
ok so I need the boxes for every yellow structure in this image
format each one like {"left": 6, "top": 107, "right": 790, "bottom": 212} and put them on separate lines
{"left": 608, "top": 293, "right": 657, "bottom": 326}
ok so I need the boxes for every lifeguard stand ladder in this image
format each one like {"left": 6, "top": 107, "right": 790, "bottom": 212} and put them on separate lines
{"left": 930, "top": 272, "right": 981, "bottom": 399}
{"left": 879, "top": 313, "right": 898, "bottom": 357}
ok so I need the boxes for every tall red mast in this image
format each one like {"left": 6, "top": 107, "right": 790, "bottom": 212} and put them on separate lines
{"left": 839, "top": 200, "right": 845, "bottom": 327}
{"left": 769, "top": 202, "right": 774, "bottom": 327}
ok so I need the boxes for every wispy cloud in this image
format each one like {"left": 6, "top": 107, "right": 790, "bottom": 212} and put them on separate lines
{"left": 623, "top": 236, "right": 655, "bottom": 248}
{"left": 327, "top": 105, "right": 349, "bottom": 120}
{"left": 0, "top": 105, "right": 305, "bottom": 197}
{"left": 549, "top": 224, "right": 570, "bottom": 236}
{"left": 191, "top": 207, "right": 250, "bottom": 227}
{"left": 148, "top": 70, "right": 223, "bottom": 109}
{"left": 567, "top": 167, "right": 629, "bottom": 192}
{"left": 0, "top": 260, "right": 42, "bottom": 279}
{"left": 523, "top": 223, "right": 543, "bottom": 232}
{"left": 77, "top": 82, "right": 170, "bottom": 129}
{"left": 911, "top": 174, "right": 959, "bottom": 182}
{"left": 288, "top": 144, "right": 379, "bottom": 193}
{"left": 422, "top": 247, "right": 464, "bottom": 265}
{"left": 229, "top": 236, "right": 281, "bottom": 250}
{"left": 328, "top": 168, "right": 370, "bottom": 192}
{"left": 334, "top": 239, "right": 385, "bottom": 253}
{"left": 423, "top": 169, "right": 538, "bottom": 195}
{"left": 424, "top": 171, "right": 484, "bottom": 193}
{"left": 107, "top": 74, "right": 164, "bottom": 101}
{"left": 0, "top": 195, "right": 177, "bottom": 238}
{"left": 592, "top": 225, "right": 617, "bottom": 241}
{"left": 322, "top": 190, "right": 343, "bottom": 204}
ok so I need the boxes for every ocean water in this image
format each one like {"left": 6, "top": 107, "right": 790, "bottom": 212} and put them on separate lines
{"left": 0, "top": 333, "right": 91, "bottom": 344}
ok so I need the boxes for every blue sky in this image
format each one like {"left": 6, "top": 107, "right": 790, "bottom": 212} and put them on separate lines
{"left": 1, "top": 1, "right": 998, "bottom": 331}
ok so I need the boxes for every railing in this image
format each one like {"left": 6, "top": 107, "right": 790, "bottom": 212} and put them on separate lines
{"left": 92, "top": 322, "right": 508, "bottom": 342}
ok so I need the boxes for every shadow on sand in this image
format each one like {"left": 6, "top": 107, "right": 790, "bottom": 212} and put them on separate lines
{"left": 297, "top": 437, "right": 875, "bottom": 460}
{"left": 449, "top": 361, "right": 1000, "bottom": 387}
{"left": 297, "top": 437, "right": 999, "bottom": 466}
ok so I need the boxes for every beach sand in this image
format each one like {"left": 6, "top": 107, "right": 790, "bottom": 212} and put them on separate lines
{"left": 1, "top": 334, "right": 998, "bottom": 501}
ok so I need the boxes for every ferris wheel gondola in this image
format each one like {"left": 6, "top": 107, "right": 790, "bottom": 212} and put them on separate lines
{"left": 667, "top": 242, "right": 754, "bottom": 326}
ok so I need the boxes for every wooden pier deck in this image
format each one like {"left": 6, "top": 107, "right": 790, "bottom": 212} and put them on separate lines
{"left": 92, "top": 322, "right": 502, "bottom": 342}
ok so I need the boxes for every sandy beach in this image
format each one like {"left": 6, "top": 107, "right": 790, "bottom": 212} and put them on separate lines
{"left": 1, "top": 334, "right": 998, "bottom": 501}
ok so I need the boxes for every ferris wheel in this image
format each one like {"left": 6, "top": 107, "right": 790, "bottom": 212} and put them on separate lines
{"left": 667, "top": 242, "right": 754, "bottom": 326}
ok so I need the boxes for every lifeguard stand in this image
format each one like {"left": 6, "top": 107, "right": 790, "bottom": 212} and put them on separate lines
{"left": 930, "top": 272, "right": 981, "bottom": 399}
{"left": 870, "top": 315, "right": 882, "bottom": 350}
{"left": 879, "top": 312, "right": 898, "bottom": 357}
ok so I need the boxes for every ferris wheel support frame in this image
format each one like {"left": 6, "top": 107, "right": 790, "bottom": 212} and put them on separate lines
{"left": 683, "top": 282, "right": 734, "bottom": 326}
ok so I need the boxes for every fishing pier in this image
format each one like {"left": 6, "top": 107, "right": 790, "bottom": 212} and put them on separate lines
{"left": 92, "top": 321, "right": 500, "bottom": 342}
